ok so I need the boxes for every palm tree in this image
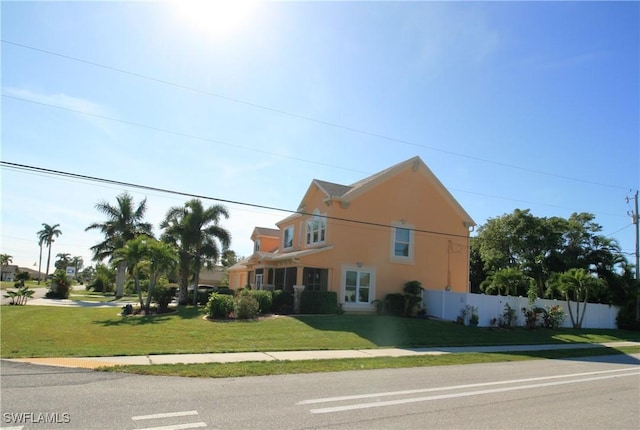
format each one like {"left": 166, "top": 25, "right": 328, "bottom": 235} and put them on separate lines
{"left": 37, "top": 235, "right": 44, "bottom": 283}
{"left": 0, "top": 254, "right": 13, "bottom": 282}
{"left": 37, "top": 223, "right": 62, "bottom": 281}
{"left": 114, "top": 236, "right": 151, "bottom": 309}
{"left": 85, "top": 192, "right": 153, "bottom": 298}
{"left": 161, "top": 199, "right": 231, "bottom": 305}
{"left": 143, "top": 239, "right": 178, "bottom": 313}
{"left": 554, "top": 268, "right": 606, "bottom": 329}
{"left": 55, "top": 253, "right": 72, "bottom": 270}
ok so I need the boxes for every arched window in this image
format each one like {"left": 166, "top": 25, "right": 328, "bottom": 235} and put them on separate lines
{"left": 306, "top": 209, "right": 326, "bottom": 245}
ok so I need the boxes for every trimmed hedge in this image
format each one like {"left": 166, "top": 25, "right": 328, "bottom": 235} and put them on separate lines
{"left": 300, "top": 290, "right": 339, "bottom": 314}
{"left": 385, "top": 293, "right": 405, "bottom": 316}
{"left": 205, "top": 293, "right": 235, "bottom": 319}
{"left": 248, "top": 290, "right": 273, "bottom": 315}
{"left": 272, "top": 290, "right": 294, "bottom": 314}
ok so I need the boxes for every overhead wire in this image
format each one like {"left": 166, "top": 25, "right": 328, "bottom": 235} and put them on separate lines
{"left": 1, "top": 39, "right": 632, "bottom": 192}
{"left": 0, "top": 161, "right": 472, "bottom": 240}
{"left": 2, "top": 94, "right": 627, "bottom": 219}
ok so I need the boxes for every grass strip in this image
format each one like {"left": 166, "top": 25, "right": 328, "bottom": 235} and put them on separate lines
{"left": 98, "top": 346, "right": 640, "bottom": 378}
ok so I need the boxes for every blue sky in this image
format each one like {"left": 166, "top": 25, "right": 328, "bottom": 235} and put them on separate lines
{"left": 1, "top": 1, "right": 638, "bottom": 273}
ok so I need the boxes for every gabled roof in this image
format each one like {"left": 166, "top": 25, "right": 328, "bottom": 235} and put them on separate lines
{"left": 298, "top": 156, "right": 475, "bottom": 226}
{"left": 251, "top": 227, "right": 280, "bottom": 239}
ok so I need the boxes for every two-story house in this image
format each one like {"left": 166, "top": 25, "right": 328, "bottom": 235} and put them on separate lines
{"left": 228, "top": 156, "right": 475, "bottom": 312}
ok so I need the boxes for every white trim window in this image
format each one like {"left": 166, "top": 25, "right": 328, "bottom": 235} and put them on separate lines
{"left": 283, "top": 225, "right": 294, "bottom": 249}
{"left": 306, "top": 209, "right": 326, "bottom": 245}
{"left": 343, "top": 266, "right": 375, "bottom": 307}
{"left": 391, "top": 222, "right": 414, "bottom": 263}
{"left": 254, "top": 239, "right": 261, "bottom": 253}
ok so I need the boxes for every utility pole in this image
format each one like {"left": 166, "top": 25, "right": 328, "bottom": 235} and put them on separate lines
{"left": 627, "top": 191, "right": 639, "bottom": 322}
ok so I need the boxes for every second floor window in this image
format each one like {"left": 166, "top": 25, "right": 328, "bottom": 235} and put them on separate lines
{"left": 391, "top": 223, "right": 414, "bottom": 262}
{"left": 306, "top": 209, "right": 326, "bottom": 245}
{"left": 254, "top": 239, "right": 261, "bottom": 252}
{"left": 283, "top": 225, "right": 294, "bottom": 249}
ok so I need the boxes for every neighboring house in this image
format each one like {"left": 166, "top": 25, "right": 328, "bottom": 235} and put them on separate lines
{"left": 228, "top": 156, "right": 476, "bottom": 312}
{"left": 1, "top": 266, "right": 41, "bottom": 282}
{"left": 198, "top": 266, "right": 227, "bottom": 287}
{"left": 1, "top": 265, "right": 18, "bottom": 282}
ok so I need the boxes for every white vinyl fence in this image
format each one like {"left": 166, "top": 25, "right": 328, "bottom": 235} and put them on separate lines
{"left": 423, "top": 289, "right": 620, "bottom": 329}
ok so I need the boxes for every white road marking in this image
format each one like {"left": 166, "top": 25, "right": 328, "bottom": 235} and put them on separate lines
{"left": 131, "top": 410, "right": 206, "bottom": 429}
{"left": 304, "top": 370, "right": 640, "bottom": 414}
{"left": 135, "top": 423, "right": 206, "bottom": 430}
{"left": 298, "top": 367, "right": 638, "bottom": 405}
{"left": 132, "top": 411, "right": 199, "bottom": 421}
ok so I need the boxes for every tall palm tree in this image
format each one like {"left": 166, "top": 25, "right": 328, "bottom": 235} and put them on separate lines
{"left": 37, "top": 223, "right": 62, "bottom": 281}
{"left": 85, "top": 192, "right": 153, "bottom": 298}
{"left": 37, "top": 235, "right": 45, "bottom": 283}
{"left": 161, "top": 199, "right": 231, "bottom": 305}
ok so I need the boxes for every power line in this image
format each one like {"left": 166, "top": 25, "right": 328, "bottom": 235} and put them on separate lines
{"left": 0, "top": 161, "right": 471, "bottom": 240}
{"left": 1, "top": 39, "right": 631, "bottom": 192}
{"left": 2, "top": 94, "right": 628, "bottom": 219}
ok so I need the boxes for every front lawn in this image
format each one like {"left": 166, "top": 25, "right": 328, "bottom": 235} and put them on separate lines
{"left": 2, "top": 306, "right": 639, "bottom": 358}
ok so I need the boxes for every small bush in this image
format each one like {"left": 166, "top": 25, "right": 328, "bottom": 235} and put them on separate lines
{"left": 543, "top": 305, "right": 566, "bottom": 329}
{"left": 248, "top": 290, "right": 272, "bottom": 315}
{"left": 216, "top": 286, "right": 235, "bottom": 296}
{"left": 385, "top": 293, "right": 405, "bottom": 316}
{"left": 152, "top": 284, "right": 178, "bottom": 312}
{"left": 234, "top": 292, "right": 260, "bottom": 319}
{"left": 272, "top": 290, "right": 294, "bottom": 314}
{"left": 46, "top": 269, "right": 72, "bottom": 299}
{"left": 300, "top": 291, "right": 339, "bottom": 314}
{"left": 497, "top": 303, "right": 518, "bottom": 328}
{"left": 205, "top": 293, "right": 235, "bottom": 319}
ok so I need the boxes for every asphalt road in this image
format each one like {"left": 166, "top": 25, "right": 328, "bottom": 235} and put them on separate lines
{"left": 1, "top": 353, "right": 639, "bottom": 430}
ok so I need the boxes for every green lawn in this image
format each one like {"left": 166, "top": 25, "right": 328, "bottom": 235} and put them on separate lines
{"left": 102, "top": 346, "right": 640, "bottom": 378}
{"left": 2, "top": 306, "right": 639, "bottom": 358}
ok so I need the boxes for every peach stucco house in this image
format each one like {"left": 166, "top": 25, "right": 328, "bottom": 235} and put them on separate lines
{"left": 228, "top": 156, "right": 475, "bottom": 312}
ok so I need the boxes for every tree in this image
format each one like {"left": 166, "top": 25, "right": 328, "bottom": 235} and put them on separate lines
{"left": 37, "top": 234, "right": 44, "bottom": 283}
{"left": 55, "top": 253, "right": 72, "bottom": 270}
{"left": 143, "top": 239, "right": 178, "bottom": 313}
{"left": 85, "top": 192, "right": 153, "bottom": 298}
{"left": 552, "top": 268, "right": 606, "bottom": 329}
{"left": 37, "top": 223, "right": 62, "bottom": 281}
{"left": 71, "top": 256, "right": 84, "bottom": 279}
{"left": 161, "top": 199, "right": 231, "bottom": 305}
{"left": 480, "top": 267, "right": 532, "bottom": 297}
{"left": 114, "top": 236, "right": 152, "bottom": 309}
{"left": 475, "top": 209, "right": 563, "bottom": 297}
{"left": 0, "top": 254, "right": 13, "bottom": 282}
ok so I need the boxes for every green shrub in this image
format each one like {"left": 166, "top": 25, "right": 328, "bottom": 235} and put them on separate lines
{"left": 216, "top": 286, "right": 235, "bottom": 296}
{"left": 46, "top": 269, "right": 72, "bottom": 299}
{"left": 152, "top": 284, "right": 178, "bottom": 312}
{"left": 272, "top": 290, "right": 294, "bottom": 314}
{"left": 300, "top": 291, "right": 339, "bottom": 314}
{"left": 385, "top": 293, "right": 405, "bottom": 316}
{"left": 248, "top": 290, "right": 273, "bottom": 315}
{"left": 205, "top": 293, "right": 235, "bottom": 319}
{"left": 616, "top": 298, "right": 640, "bottom": 330}
{"left": 234, "top": 293, "right": 260, "bottom": 319}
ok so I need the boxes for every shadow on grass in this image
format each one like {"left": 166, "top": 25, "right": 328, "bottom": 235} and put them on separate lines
{"left": 92, "top": 307, "right": 203, "bottom": 326}
{"left": 291, "top": 314, "right": 640, "bottom": 348}
{"left": 491, "top": 346, "right": 640, "bottom": 366}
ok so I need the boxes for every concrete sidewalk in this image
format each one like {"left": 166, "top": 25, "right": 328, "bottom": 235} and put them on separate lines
{"left": 5, "top": 342, "right": 639, "bottom": 370}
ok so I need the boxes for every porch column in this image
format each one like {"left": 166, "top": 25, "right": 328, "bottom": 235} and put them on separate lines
{"left": 293, "top": 285, "right": 306, "bottom": 314}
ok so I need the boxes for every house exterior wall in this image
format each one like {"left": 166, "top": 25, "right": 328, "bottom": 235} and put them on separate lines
{"left": 229, "top": 157, "right": 474, "bottom": 312}
{"left": 293, "top": 167, "right": 470, "bottom": 310}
